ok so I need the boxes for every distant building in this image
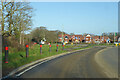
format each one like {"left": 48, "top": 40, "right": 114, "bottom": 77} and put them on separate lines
{"left": 58, "top": 34, "right": 70, "bottom": 43}
{"left": 85, "top": 34, "right": 92, "bottom": 43}
{"left": 92, "top": 36, "right": 100, "bottom": 43}
{"left": 58, "top": 34, "right": 110, "bottom": 43}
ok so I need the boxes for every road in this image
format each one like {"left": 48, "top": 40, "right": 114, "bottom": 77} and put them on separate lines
{"left": 95, "top": 46, "right": 118, "bottom": 78}
{"left": 19, "top": 47, "right": 112, "bottom": 78}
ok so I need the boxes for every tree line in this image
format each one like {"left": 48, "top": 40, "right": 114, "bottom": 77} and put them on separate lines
{"left": 30, "top": 26, "right": 66, "bottom": 44}
{"left": 0, "top": 2, "right": 33, "bottom": 52}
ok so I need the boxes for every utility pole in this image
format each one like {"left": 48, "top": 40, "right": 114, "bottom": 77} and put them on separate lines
{"left": 102, "top": 28, "right": 104, "bottom": 43}
{"left": 102, "top": 32, "right": 104, "bottom": 43}
{"left": 62, "top": 24, "right": 64, "bottom": 43}
{"left": 114, "top": 32, "right": 115, "bottom": 42}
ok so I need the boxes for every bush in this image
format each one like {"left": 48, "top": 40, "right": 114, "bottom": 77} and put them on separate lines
{"left": 2, "top": 36, "right": 25, "bottom": 53}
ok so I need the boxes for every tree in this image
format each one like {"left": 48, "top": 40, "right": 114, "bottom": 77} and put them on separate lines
{"left": 45, "top": 31, "right": 57, "bottom": 43}
{"left": 31, "top": 26, "right": 48, "bottom": 43}
{"left": 31, "top": 27, "right": 65, "bottom": 43}
{"left": 0, "top": 2, "right": 33, "bottom": 51}
{"left": 1, "top": 2, "right": 33, "bottom": 46}
{"left": 0, "top": 2, "right": 11, "bottom": 34}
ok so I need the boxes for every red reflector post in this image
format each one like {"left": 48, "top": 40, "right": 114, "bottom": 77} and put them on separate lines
{"left": 49, "top": 45, "right": 51, "bottom": 52}
{"left": 5, "top": 46, "right": 9, "bottom": 63}
{"left": 26, "top": 45, "right": 29, "bottom": 48}
{"left": 40, "top": 45, "right": 42, "bottom": 47}
{"left": 40, "top": 45, "right": 42, "bottom": 54}
{"left": 5, "top": 61, "right": 8, "bottom": 63}
{"left": 62, "top": 44, "right": 64, "bottom": 50}
{"left": 25, "top": 44, "right": 29, "bottom": 58}
{"left": 56, "top": 44, "right": 58, "bottom": 52}
{"left": 5, "top": 47, "right": 8, "bottom": 50}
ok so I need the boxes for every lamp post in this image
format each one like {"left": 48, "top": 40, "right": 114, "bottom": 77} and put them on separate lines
{"left": 62, "top": 32, "right": 63, "bottom": 43}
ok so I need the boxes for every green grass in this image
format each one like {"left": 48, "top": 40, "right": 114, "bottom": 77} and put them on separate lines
{"left": 2, "top": 43, "right": 115, "bottom": 71}
{"left": 88, "top": 43, "right": 114, "bottom": 46}
{"left": 2, "top": 44, "right": 77, "bottom": 69}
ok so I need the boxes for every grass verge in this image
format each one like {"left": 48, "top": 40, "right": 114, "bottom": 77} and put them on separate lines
{"left": 2, "top": 43, "right": 114, "bottom": 76}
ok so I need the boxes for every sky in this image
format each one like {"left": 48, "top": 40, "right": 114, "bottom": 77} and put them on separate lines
{"left": 30, "top": 2, "right": 118, "bottom": 35}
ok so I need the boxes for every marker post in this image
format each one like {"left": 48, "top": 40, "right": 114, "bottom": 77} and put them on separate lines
{"left": 26, "top": 44, "right": 29, "bottom": 58}
{"left": 62, "top": 44, "right": 64, "bottom": 50}
{"left": 56, "top": 44, "right": 58, "bottom": 52}
{"left": 5, "top": 46, "right": 8, "bottom": 63}
{"left": 49, "top": 45, "right": 51, "bottom": 53}
{"left": 40, "top": 45, "right": 42, "bottom": 54}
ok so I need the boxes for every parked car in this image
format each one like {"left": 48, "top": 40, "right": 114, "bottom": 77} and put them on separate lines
{"left": 39, "top": 40, "right": 45, "bottom": 45}
{"left": 114, "top": 41, "right": 120, "bottom": 45}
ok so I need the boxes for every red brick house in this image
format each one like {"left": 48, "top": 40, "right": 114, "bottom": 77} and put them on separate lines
{"left": 69, "top": 35, "right": 84, "bottom": 43}
{"left": 74, "top": 35, "right": 84, "bottom": 42}
{"left": 58, "top": 34, "right": 110, "bottom": 43}
{"left": 58, "top": 34, "right": 70, "bottom": 43}
{"left": 85, "top": 34, "right": 92, "bottom": 43}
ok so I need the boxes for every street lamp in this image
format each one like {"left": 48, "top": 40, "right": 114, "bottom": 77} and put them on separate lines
{"left": 61, "top": 24, "right": 64, "bottom": 43}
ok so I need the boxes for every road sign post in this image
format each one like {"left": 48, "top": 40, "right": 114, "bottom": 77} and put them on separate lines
{"left": 5, "top": 46, "right": 8, "bottom": 63}
{"left": 26, "top": 44, "right": 29, "bottom": 58}
{"left": 40, "top": 45, "right": 42, "bottom": 54}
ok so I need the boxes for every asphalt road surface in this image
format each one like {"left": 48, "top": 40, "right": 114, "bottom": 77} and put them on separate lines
{"left": 95, "top": 47, "right": 118, "bottom": 78}
{"left": 19, "top": 47, "right": 111, "bottom": 78}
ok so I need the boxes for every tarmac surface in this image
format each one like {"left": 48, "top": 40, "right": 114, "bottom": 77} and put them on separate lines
{"left": 20, "top": 47, "right": 109, "bottom": 78}
{"left": 95, "top": 47, "right": 118, "bottom": 78}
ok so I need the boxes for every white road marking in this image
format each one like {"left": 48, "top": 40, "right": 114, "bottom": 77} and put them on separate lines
{"left": 16, "top": 59, "right": 50, "bottom": 77}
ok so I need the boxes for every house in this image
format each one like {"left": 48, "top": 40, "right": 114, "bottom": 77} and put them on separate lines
{"left": 58, "top": 34, "right": 110, "bottom": 44}
{"left": 75, "top": 35, "right": 84, "bottom": 42}
{"left": 85, "top": 34, "right": 92, "bottom": 43}
{"left": 69, "top": 35, "right": 84, "bottom": 43}
{"left": 58, "top": 34, "right": 70, "bottom": 43}
{"left": 92, "top": 36, "right": 100, "bottom": 43}
{"left": 58, "top": 34, "right": 85, "bottom": 43}
{"left": 85, "top": 34, "right": 110, "bottom": 43}
{"left": 100, "top": 36, "right": 110, "bottom": 43}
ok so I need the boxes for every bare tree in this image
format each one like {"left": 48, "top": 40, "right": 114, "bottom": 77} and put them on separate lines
{"left": 1, "top": 1, "right": 33, "bottom": 47}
